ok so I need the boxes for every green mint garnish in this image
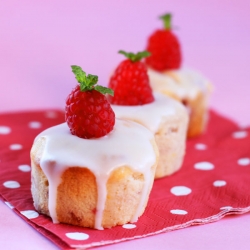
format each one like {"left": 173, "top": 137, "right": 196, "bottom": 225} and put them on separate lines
{"left": 94, "top": 85, "right": 114, "bottom": 95}
{"left": 118, "top": 50, "right": 151, "bottom": 62}
{"left": 159, "top": 13, "right": 172, "bottom": 30}
{"left": 71, "top": 65, "right": 114, "bottom": 96}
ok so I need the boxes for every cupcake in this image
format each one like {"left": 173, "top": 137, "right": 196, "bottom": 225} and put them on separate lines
{"left": 108, "top": 51, "right": 188, "bottom": 178}
{"left": 31, "top": 66, "right": 159, "bottom": 229}
{"left": 145, "top": 13, "right": 212, "bottom": 137}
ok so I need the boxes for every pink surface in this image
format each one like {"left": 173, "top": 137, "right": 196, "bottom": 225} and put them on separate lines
{"left": 1, "top": 0, "right": 250, "bottom": 249}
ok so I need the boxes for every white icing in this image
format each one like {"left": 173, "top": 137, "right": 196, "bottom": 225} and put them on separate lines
{"left": 148, "top": 67, "right": 211, "bottom": 100}
{"left": 36, "top": 119, "right": 156, "bottom": 229}
{"left": 112, "top": 93, "right": 183, "bottom": 133}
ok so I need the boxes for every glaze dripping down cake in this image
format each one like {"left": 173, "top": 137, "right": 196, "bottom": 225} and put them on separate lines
{"left": 31, "top": 119, "right": 158, "bottom": 229}
{"left": 147, "top": 68, "right": 211, "bottom": 137}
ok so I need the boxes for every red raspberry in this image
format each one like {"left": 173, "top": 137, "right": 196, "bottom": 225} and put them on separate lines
{"left": 108, "top": 50, "right": 154, "bottom": 105}
{"left": 65, "top": 66, "right": 115, "bottom": 139}
{"left": 145, "top": 13, "right": 181, "bottom": 71}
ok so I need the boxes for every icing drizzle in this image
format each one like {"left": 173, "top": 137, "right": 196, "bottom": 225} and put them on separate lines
{"left": 148, "top": 67, "right": 211, "bottom": 100}
{"left": 36, "top": 119, "right": 156, "bottom": 229}
{"left": 112, "top": 93, "right": 184, "bottom": 133}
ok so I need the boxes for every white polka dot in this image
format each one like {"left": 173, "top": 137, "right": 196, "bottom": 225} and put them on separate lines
{"left": 170, "top": 186, "right": 192, "bottom": 196}
{"left": 213, "top": 180, "right": 227, "bottom": 187}
{"left": 220, "top": 206, "right": 232, "bottom": 210}
{"left": 66, "top": 232, "right": 89, "bottom": 241}
{"left": 232, "top": 131, "right": 248, "bottom": 139}
{"left": 0, "top": 126, "right": 11, "bottom": 134}
{"left": 45, "top": 111, "right": 58, "bottom": 119}
{"left": 21, "top": 210, "right": 39, "bottom": 219}
{"left": 194, "top": 161, "right": 214, "bottom": 170}
{"left": 238, "top": 158, "right": 250, "bottom": 166}
{"left": 3, "top": 181, "right": 20, "bottom": 189}
{"left": 18, "top": 165, "right": 31, "bottom": 172}
{"left": 9, "top": 144, "right": 23, "bottom": 150}
{"left": 170, "top": 209, "right": 188, "bottom": 215}
{"left": 122, "top": 224, "right": 136, "bottom": 229}
{"left": 5, "top": 202, "right": 14, "bottom": 209}
{"left": 29, "top": 121, "right": 42, "bottom": 129}
{"left": 195, "top": 143, "right": 207, "bottom": 150}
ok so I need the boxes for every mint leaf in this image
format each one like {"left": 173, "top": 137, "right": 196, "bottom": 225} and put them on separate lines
{"left": 136, "top": 51, "right": 151, "bottom": 60}
{"left": 159, "top": 13, "right": 172, "bottom": 30}
{"left": 94, "top": 85, "right": 114, "bottom": 96}
{"left": 71, "top": 65, "right": 98, "bottom": 91}
{"left": 118, "top": 50, "right": 151, "bottom": 62}
{"left": 87, "top": 74, "right": 98, "bottom": 87}
{"left": 71, "top": 65, "right": 113, "bottom": 95}
{"left": 71, "top": 65, "right": 86, "bottom": 84}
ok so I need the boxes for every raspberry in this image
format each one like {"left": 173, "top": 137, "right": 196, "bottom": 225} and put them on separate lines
{"left": 145, "top": 13, "right": 181, "bottom": 71}
{"left": 65, "top": 66, "right": 115, "bottom": 139}
{"left": 108, "top": 50, "right": 154, "bottom": 105}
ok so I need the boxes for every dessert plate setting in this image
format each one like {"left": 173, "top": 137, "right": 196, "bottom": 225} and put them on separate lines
{"left": 0, "top": 109, "right": 250, "bottom": 249}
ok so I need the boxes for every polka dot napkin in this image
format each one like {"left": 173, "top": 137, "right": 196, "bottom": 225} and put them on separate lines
{"left": 0, "top": 110, "right": 250, "bottom": 249}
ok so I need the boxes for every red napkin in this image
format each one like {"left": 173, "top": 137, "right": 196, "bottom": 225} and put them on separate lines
{"left": 0, "top": 110, "right": 250, "bottom": 249}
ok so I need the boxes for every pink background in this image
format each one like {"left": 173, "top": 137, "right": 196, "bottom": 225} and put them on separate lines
{"left": 0, "top": 0, "right": 250, "bottom": 249}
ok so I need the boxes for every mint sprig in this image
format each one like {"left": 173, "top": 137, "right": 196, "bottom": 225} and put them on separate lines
{"left": 159, "top": 13, "right": 172, "bottom": 30}
{"left": 118, "top": 50, "right": 151, "bottom": 62}
{"left": 71, "top": 65, "right": 114, "bottom": 96}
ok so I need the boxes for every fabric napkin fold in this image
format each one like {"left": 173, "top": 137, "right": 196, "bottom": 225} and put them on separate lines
{"left": 0, "top": 110, "right": 250, "bottom": 249}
